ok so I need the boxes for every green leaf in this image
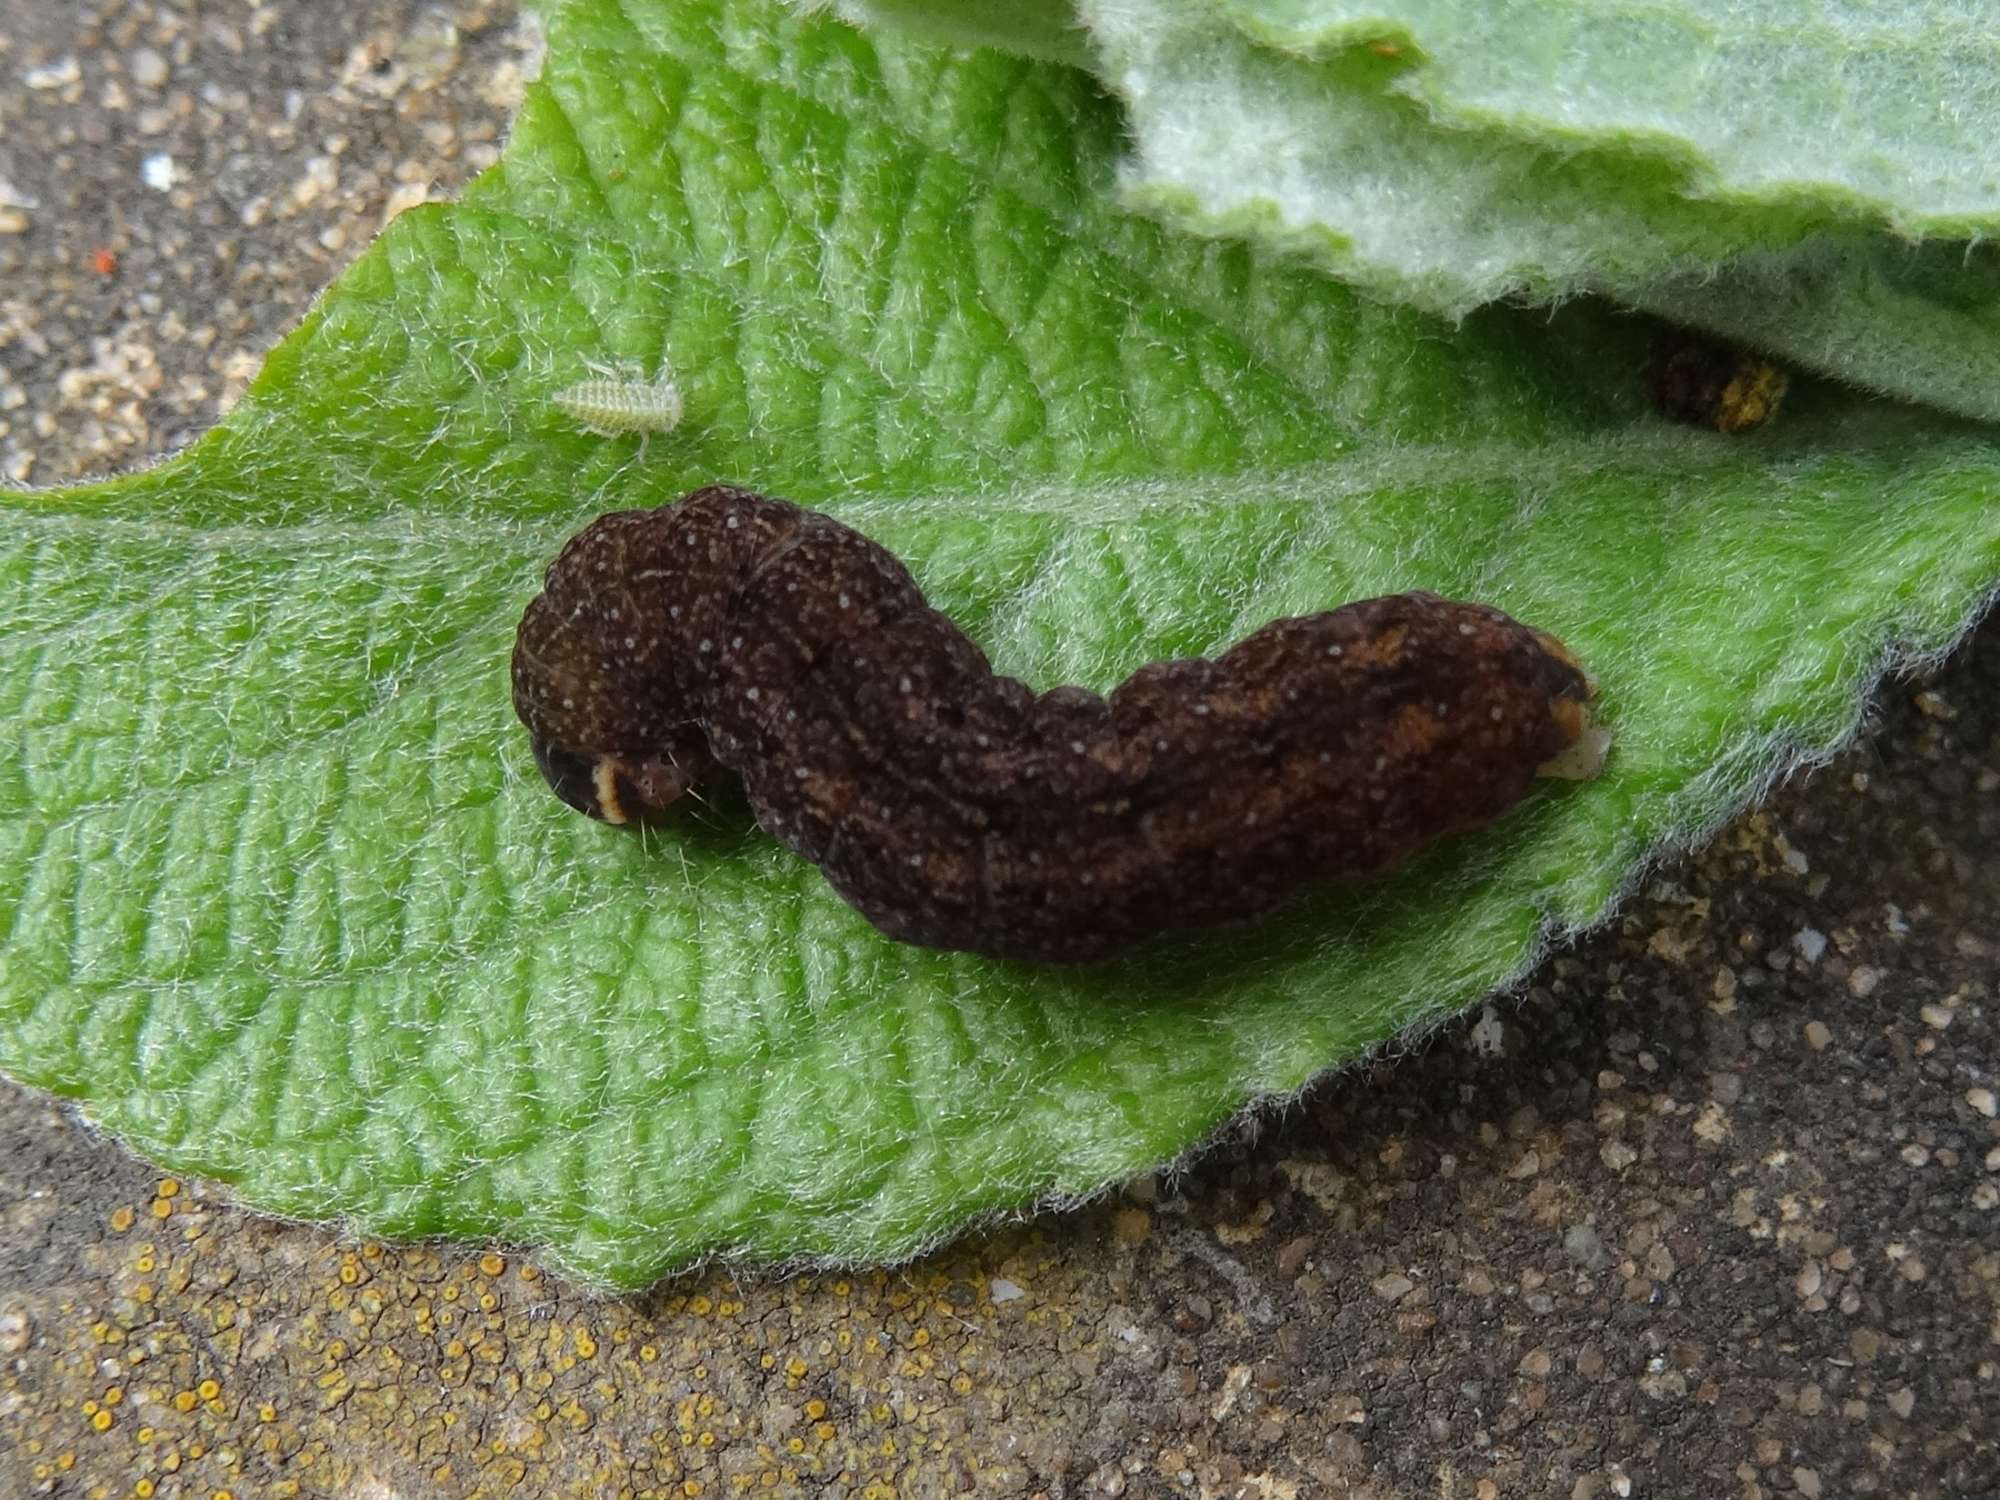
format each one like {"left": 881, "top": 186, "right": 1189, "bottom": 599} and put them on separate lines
{"left": 824, "top": 0, "right": 2000, "bottom": 420}
{"left": 1218, "top": 0, "right": 1998, "bottom": 232}
{"left": 799, "top": 0, "right": 1093, "bottom": 65}
{"left": 3, "top": 0, "right": 1999, "bottom": 1287}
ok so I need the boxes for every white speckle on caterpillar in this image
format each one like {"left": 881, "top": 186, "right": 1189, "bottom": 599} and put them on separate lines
{"left": 552, "top": 362, "right": 683, "bottom": 441}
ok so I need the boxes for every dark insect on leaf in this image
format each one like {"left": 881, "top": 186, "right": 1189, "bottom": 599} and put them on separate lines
{"left": 1646, "top": 328, "right": 1790, "bottom": 433}
{"left": 513, "top": 487, "right": 1604, "bottom": 962}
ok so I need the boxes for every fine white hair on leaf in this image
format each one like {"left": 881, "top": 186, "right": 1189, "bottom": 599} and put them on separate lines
{"left": 551, "top": 361, "right": 684, "bottom": 441}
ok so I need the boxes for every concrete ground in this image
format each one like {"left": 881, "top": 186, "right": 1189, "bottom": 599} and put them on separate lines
{"left": 1, "top": 4, "right": 1995, "bottom": 1496}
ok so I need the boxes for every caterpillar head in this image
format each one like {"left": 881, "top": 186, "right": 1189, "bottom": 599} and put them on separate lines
{"left": 510, "top": 507, "right": 717, "bottom": 827}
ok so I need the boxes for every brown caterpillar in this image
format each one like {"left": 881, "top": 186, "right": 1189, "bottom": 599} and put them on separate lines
{"left": 512, "top": 486, "right": 1604, "bottom": 963}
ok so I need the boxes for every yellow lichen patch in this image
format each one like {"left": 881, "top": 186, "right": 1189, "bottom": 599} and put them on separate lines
{"left": 9, "top": 1185, "right": 1064, "bottom": 1499}
{"left": 109, "top": 1207, "right": 136, "bottom": 1233}
{"left": 1110, "top": 1206, "right": 1152, "bottom": 1246}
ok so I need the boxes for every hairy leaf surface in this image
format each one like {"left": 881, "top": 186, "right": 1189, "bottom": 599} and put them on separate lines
{"left": 3, "top": 0, "right": 1998, "bottom": 1285}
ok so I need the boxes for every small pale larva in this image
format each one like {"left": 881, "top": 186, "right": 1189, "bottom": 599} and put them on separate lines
{"left": 551, "top": 362, "right": 684, "bottom": 449}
